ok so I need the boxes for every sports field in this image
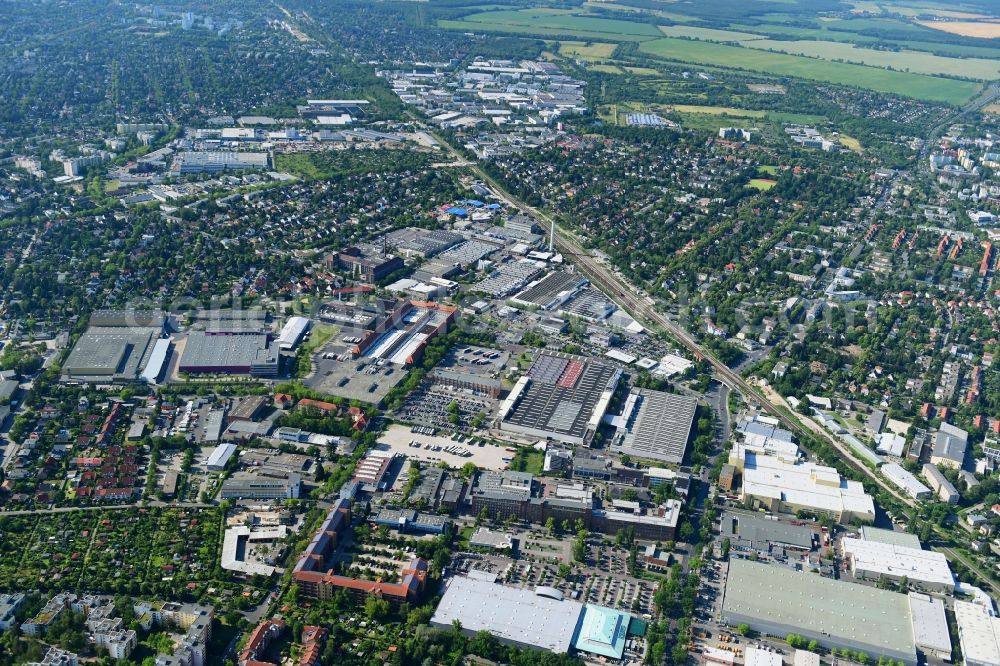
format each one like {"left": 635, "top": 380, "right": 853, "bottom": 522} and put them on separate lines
{"left": 638, "top": 37, "right": 980, "bottom": 103}
{"left": 749, "top": 178, "right": 778, "bottom": 191}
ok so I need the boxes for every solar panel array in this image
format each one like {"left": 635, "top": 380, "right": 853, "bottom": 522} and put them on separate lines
{"left": 529, "top": 354, "right": 569, "bottom": 384}
{"left": 514, "top": 271, "right": 585, "bottom": 308}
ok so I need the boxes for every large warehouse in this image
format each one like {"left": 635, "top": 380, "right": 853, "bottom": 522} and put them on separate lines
{"left": 62, "top": 310, "right": 167, "bottom": 383}
{"left": 728, "top": 446, "right": 876, "bottom": 524}
{"left": 841, "top": 537, "right": 954, "bottom": 592}
{"left": 430, "top": 575, "right": 634, "bottom": 660}
{"left": 611, "top": 389, "right": 699, "bottom": 464}
{"left": 179, "top": 332, "right": 279, "bottom": 377}
{"left": 499, "top": 354, "right": 621, "bottom": 445}
{"left": 954, "top": 600, "right": 1000, "bottom": 666}
{"left": 721, "top": 560, "right": 929, "bottom": 665}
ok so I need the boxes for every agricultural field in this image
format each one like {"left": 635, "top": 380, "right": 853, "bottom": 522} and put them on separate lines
{"left": 589, "top": 64, "right": 626, "bottom": 74}
{"left": 744, "top": 38, "right": 1000, "bottom": 79}
{"left": 637, "top": 37, "right": 981, "bottom": 103}
{"left": 558, "top": 40, "right": 618, "bottom": 59}
{"left": 917, "top": 20, "right": 1000, "bottom": 38}
{"left": 625, "top": 66, "right": 661, "bottom": 75}
{"left": 442, "top": 8, "right": 664, "bottom": 39}
{"left": 435, "top": 0, "right": 997, "bottom": 103}
{"left": 670, "top": 105, "right": 767, "bottom": 117}
{"left": 657, "top": 25, "right": 767, "bottom": 41}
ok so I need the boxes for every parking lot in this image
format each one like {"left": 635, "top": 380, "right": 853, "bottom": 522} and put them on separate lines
{"left": 306, "top": 347, "right": 405, "bottom": 403}
{"left": 397, "top": 383, "right": 495, "bottom": 431}
{"left": 449, "top": 527, "right": 660, "bottom": 618}
{"left": 378, "top": 424, "right": 513, "bottom": 470}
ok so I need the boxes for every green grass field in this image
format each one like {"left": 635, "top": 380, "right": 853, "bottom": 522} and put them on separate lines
{"left": 638, "top": 37, "right": 980, "bottom": 103}
{"left": 446, "top": 9, "right": 664, "bottom": 39}
{"left": 671, "top": 105, "right": 767, "bottom": 116}
{"left": 658, "top": 25, "right": 767, "bottom": 41}
{"left": 746, "top": 38, "right": 1000, "bottom": 79}
{"left": 749, "top": 178, "right": 778, "bottom": 190}
{"left": 558, "top": 40, "right": 618, "bottom": 59}
{"left": 589, "top": 64, "right": 626, "bottom": 74}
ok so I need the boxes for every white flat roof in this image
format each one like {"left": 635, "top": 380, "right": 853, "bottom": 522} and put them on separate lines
{"left": 740, "top": 451, "right": 875, "bottom": 519}
{"left": 221, "top": 526, "right": 276, "bottom": 577}
{"left": 430, "top": 576, "right": 583, "bottom": 652}
{"left": 843, "top": 538, "right": 953, "bottom": 588}
{"left": 745, "top": 647, "right": 783, "bottom": 666}
{"left": 793, "top": 651, "right": 820, "bottom": 666}
{"left": 955, "top": 600, "right": 1000, "bottom": 666}
{"left": 207, "top": 443, "right": 237, "bottom": 468}
{"left": 881, "top": 463, "right": 932, "bottom": 498}
{"left": 907, "top": 592, "right": 952, "bottom": 656}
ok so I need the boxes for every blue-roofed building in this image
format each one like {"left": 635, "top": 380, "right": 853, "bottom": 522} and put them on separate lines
{"left": 571, "top": 605, "right": 631, "bottom": 660}
{"left": 446, "top": 207, "right": 468, "bottom": 217}
{"left": 464, "top": 199, "right": 484, "bottom": 207}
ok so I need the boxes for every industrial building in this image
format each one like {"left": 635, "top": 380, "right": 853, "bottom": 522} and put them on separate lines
{"left": 371, "top": 508, "right": 451, "bottom": 535}
{"left": 881, "top": 463, "right": 932, "bottom": 501}
{"left": 428, "top": 368, "right": 502, "bottom": 398}
{"left": 469, "top": 527, "right": 513, "bottom": 551}
{"left": 719, "top": 511, "right": 817, "bottom": 556}
{"left": 277, "top": 316, "right": 311, "bottom": 351}
{"left": 335, "top": 247, "right": 404, "bottom": 284}
{"left": 62, "top": 311, "right": 167, "bottom": 383}
{"left": 179, "top": 332, "right": 279, "bottom": 377}
{"left": 206, "top": 443, "right": 237, "bottom": 471}
{"left": 745, "top": 648, "right": 783, "bottom": 666}
{"left": 907, "top": 593, "right": 953, "bottom": 661}
{"left": 954, "top": 600, "right": 1000, "bottom": 666}
{"left": 171, "top": 151, "right": 269, "bottom": 174}
{"left": 510, "top": 270, "right": 588, "bottom": 310}
{"left": 221, "top": 525, "right": 288, "bottom": 577}
{"left": 737, "top": 415, "right": 798, "bottom": 458}
{"left": 721, "top": 560, "right": 924, "bottom": 665}
{"left": 353, "top": 300, "right": 457, "bottom": 367}
{"left": 499, "top": 354, "right": 621, "bottom": 446}
{"left": 220, "top": 473, "right": 301, "bottom": 500}
{"left": 431, "top": 576, "right": 582, "bottom": 653}
{"left": 931, "top": 423, "right": 969, "bottom": 470}
{"left": 352, "top": 449, "right": 399, "bottom": 491}
{"left": 922, "top": 463, "right": 960, "bottom": 504}
{"left": 728, "top": 447, "right": 875, "bottom": 523}
{"left": 841, "top": 537, "right": 954, "bottom": 592}
{"left": 859, "top": 526, "right": 921, "bottom": 549}
{"left": 62, "top": 328, "right": 160, "bottom": 382}
{"left": 467, "top": 470, "right": 679, "bottom": 540}
{"left": 430, "top": 575, "right": 635, "bottom": 660}
{"left": 610, "top": 389, "right": 698, "bottom": 464}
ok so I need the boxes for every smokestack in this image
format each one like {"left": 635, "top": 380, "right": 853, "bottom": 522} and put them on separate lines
{"left": 549, "top": 218, "right": 555, "bottom": 253}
